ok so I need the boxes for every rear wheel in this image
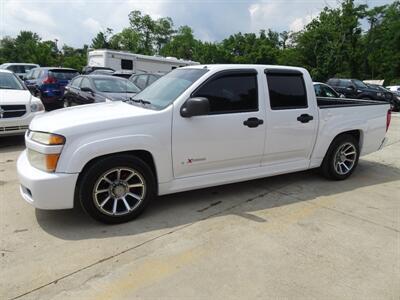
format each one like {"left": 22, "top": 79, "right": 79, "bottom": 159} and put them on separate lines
{"left": 320, "top": 134, "right": 360, "bottom": 180}
{"left": 78, "top": 155, "right": 156, "bottom": 224}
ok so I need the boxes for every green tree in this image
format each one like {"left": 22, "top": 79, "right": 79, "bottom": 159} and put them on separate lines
{"left": 91, "top": 28, "right": 113, "bottom": 49}
{"left": 109, "top": 28, "right": 140, "bottom": 52}
{"left": 160, "top": 26, "right": 197, "bottom": 60}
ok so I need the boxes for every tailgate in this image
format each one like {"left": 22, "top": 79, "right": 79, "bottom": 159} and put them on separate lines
{"left": 49, "top": 70, "right": 79, "bottom": 93}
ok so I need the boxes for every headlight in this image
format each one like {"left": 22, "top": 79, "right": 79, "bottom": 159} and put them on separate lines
{"left": 30, "top": 99, "right": 45, "bottom": 112}
{"left": 27, "top": 149, "right": 60, "bottom": 172}
{"left": 29, "top": 131, "right": 65, "bottom": 145}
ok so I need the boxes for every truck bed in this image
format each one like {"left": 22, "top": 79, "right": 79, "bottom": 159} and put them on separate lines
{"left": 317, "top": 97, "right": 388, "bottom": 109}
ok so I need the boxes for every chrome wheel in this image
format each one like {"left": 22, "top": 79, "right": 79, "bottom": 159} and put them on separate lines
{"left": 333, "top": 143, "right": 357, "bottom": 175}
{"left": 93, "top": 167, "right": 146, "bottom": 216}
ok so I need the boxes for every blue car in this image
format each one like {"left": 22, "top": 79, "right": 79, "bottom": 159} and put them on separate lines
{"left": 24, "top": 67, "right": 79, "bottom": 110}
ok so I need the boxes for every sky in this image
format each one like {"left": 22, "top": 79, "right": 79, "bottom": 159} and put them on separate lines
{"left": 0, "top": 0, "right": 395, "bottom": 48}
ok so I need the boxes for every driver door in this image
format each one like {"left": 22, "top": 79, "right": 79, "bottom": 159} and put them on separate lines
{"left": 172, "top": 70, "right": 266, "bottom": 178}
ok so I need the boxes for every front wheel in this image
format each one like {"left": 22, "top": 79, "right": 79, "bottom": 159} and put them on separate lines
{"left": 320, "top": 134, "right": 360, "bottom": 180}
{"left": 78, "top": 155, "right": 156, "bottom": 224}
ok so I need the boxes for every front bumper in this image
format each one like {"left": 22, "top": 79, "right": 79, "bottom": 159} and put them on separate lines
{"left": 17, "top": 150, "right": 79, "bottom": 210}
{"left": 0, "top": 111, "right": 44, "bottom": 136}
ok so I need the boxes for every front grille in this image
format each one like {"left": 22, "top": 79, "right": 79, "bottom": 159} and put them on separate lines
{"left": 0, "top": 105, "right": 27, "bottom": 118}
{"left": 0, "top": 125, "right": 29, "bottom": 132}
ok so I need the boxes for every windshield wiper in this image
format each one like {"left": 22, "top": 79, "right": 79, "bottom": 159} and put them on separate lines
{"left": 126, "top": 98, "right": 152, "bottom": 105}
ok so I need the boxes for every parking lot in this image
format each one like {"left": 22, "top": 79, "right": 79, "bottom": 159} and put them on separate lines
{"left": 0, "top": 113, "right": 399, "bottom": 299}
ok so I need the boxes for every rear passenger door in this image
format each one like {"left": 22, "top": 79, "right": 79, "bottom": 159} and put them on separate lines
{"left": 262, "top": 69, "right": 318, "bottom": 169}
{"left": 64, "top": 76, "right": 82, "bottom": 105}
{"left": 172, "top": 70, "right": 266, "bottom": 178}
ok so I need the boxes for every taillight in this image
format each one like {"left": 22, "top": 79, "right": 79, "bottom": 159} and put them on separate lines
{"left": 386, "top": 110, "right": 391, "bottom": 132}
{"left": 43, "top": 76, "right": 56, "bottom": 84}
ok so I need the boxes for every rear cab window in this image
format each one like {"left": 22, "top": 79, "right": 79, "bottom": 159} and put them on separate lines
{"left": 265, "top": 70, "right": 307, "bottom": 110}
{"left": 192, "top": 70, "right": 258, "bottom": 114}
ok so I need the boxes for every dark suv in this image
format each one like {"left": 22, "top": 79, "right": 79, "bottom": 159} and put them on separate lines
{"left": 24, "top": 67, "right": 79, "bottom": 110}
{"left": 327, "top": 78, "right": 386, "bottom": 101}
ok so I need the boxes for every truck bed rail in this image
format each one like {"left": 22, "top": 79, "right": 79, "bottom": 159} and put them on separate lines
{"left": 317, "top": 97, "right": 388, "bottom": 109}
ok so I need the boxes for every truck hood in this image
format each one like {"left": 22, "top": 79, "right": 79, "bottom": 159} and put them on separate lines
{"left": 29, "top": 101, "right": 157, "bottom": 134}
{"left": 0, "top": 89, "right": 32, "bottom": 105}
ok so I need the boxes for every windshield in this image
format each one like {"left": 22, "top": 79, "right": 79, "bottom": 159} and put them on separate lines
{"left": 93, "top": 77, "right": 140, "bottom": 93}
{"left": 131, "top": 68, "right": 209, "bottom": 109}
{"left": 353, "top": 79, "right": 368, "bottom": 89}
{"left": 0, "top": 72, "right": 25, "bottom": 90}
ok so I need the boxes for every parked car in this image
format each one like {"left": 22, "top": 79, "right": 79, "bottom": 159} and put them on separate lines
{"left": 129, "top": 73, "right": 163, "bottom": 90}
{"left": 89, "top": 69, "right": 115, "bottom": 76}
{"left": 386, "top": 85, "right": 400, "bottom": 95}
{"left": 313, "top": 82, "right": 344, "bottom": 98}
{"left": 0, "top": 70, "right": 44, "bottom": 136}
{"left": 112, "top": 70, "right": 135, "bottom": 79}
{"left": 0, "top": 63, "right": 40, "bottom": 79}
{"left": 63, "top": 75, "right": 141, "bottom": 107}
{"left": 17, "top": 65, "right": 391, "bottom": 224}
{"left": 24, "top": 67, "right": 79, "bottom": 110}
{"left": 89, "top": 69, "right": 134, "bottom": 79}
{"left": 327, "top": 78, "right": 386, "bottom": 101}
{"left": 82, "top": 66, "right": 115, "bottom": 75}
{"left": 367, "top": 84, "right": 400, "bottom": 111}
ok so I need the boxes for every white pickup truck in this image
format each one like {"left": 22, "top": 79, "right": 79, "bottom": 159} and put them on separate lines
{"left": 17, "top": 65, "right": 391, "bottom": 223}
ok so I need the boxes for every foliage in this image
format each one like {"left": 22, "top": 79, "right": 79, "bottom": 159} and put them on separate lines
{"left": 0, "top": 1, "right": 399, "bottom": 83}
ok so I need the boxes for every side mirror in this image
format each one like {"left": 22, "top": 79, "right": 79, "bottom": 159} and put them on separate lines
{"left": 180, "top": 97, "right": 210, "bottom": 118}
{"left": 346, "top": 85, "right": 355, "bottom": 91}
{"left": 81, "top": 87, "right": 93, "bottom": 93}
{"left": 340, "top": 93, "right": 346, "bottom": 98}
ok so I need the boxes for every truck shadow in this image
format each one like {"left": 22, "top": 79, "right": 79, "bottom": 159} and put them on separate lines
{"left": 35, "top": 158, "right": 400, "bottom": 241}
{"left": 0, "top": 135, "right": 25, "bottom": 152}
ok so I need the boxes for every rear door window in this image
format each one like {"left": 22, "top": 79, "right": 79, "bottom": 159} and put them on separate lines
{"left": 80, "top": 78, "right": 92, "bottom": 90}
{"left": 266, "top": 71, "right": 307, "bottom": 109}
{"left": 70, "top": 77, "right": 82, "bottom": 88}
{"left": 320, "top": 85, "right": 338, "bottom": 97}
{"left": 136, "top": 75, "right": 148, "bottom": 90}
{"left": 148, "top": 75, "right": 158, "bottom": 85}
{"left": 192, "top": 71, "right": 258, "bottom": 114}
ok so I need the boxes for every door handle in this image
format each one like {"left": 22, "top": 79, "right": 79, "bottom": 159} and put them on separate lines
{"left": 243, "top": 117, "right": 264, "bottom": 128}
{"left": 297, "top": 114, "right": 313, "bottom": 123}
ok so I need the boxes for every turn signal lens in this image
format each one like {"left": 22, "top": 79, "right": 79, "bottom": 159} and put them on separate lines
{"left": 30, "top": 131, "right": 65, "bottom": 145}
{"left": 27, "top": 149, "right": 60, "bottom": 172}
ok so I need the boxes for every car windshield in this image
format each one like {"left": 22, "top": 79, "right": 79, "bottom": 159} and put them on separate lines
{"left": 131, "top": 68, "right": 208, "bottom": 109}
{"left": 353, "top": 79, "right": 368, "bottom": 89}
{"left": 93, "top": 77, "right": 140, "bottom": 93}
{"left": 0, "top": 72, "right": 24, "bottom": 90}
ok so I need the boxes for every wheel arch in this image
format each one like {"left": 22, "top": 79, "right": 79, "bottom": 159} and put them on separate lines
{"left": 74, "top": 150, "right": 158, "bottom": 207}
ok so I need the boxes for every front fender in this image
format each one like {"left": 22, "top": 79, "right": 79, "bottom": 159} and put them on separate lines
{"left": 57, "top": 134, "right": 173, "bottom": 184}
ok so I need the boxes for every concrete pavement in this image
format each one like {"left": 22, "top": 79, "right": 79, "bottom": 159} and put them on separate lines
{"left": 1, "top": 114, "right": 399, "bottom": 300}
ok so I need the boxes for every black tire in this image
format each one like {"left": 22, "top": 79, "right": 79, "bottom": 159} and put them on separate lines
{"left": 78, "top": 155, "right": 156, "bottom": 224}
{"left": 320, "top": 134, "right": 360, "bottom": 180}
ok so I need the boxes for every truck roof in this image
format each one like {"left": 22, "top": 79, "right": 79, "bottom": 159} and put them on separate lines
{"left": 180, "top": 64, "right": 308, "bottom": 73}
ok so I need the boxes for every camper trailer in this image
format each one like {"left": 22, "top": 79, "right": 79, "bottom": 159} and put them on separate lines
{"left": 87, "top": 49, "right": 199, "bottom": 74}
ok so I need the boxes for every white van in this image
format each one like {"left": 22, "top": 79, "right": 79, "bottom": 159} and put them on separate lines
{"left": 87, "top": 49, "right": 199, "bottom": 74}
{"left": 0, "top": 63, "right": 40, "bottom": 79}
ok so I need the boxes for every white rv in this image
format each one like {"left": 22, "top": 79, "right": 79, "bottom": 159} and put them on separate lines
{"left": 87, "top": 49, "right": 199, "bottom": 74}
